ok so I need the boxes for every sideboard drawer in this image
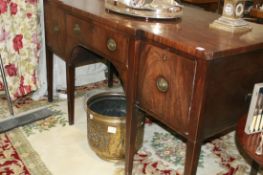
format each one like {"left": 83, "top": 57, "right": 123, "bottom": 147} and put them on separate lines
{"left": 44, "top": 1, "right": 66, "bottom": 57}
{"left": 66, "top": 15, "right": 129, "bottom": 65}
{"left": 137, "top": 44, "right": 196, "bottom": 133}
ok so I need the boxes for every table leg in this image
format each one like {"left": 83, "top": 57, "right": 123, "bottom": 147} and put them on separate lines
{"left": 107, "top": 61, "right": 113, "bottom": 88}
{"left": 184, "top": 140, "right": 202, "bottom": 175}
{"left": 46, "top": 46, "right": 53, "bottom": 102}
{"left": 250, "top": 161, "right": 259, "bottom": 175}
{"left": 66, "top": 62, "right": 75, "bottom": 125}
{"left": 125, "top": 105, "right": 138, "bottom": 175}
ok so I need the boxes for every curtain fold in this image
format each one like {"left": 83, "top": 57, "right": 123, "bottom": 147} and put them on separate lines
{"left": 0, "top": 0, "right": 41, "bottom": 100}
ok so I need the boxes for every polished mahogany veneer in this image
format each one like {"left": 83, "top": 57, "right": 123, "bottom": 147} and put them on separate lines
{"left": 44, "top": 0, "right": 263, "bottom": 174}
{"left": 137, "top": 43, "right": 196, "bottom": 135}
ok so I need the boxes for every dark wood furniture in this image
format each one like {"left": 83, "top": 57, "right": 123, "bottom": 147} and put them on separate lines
{"left": 236, "top": 115, "right": 263, "bottom": 175}
{"left": 44, "top": 2, "right": 114, "bottom": 125}
{"left": 250, "top": 0, "right": 263, "bottom": 23}
{"left": 44, "top": 0, "right": 263, "bottom": 174}
{"left": 182, "top": 0, "right": 219, "bottom": 11}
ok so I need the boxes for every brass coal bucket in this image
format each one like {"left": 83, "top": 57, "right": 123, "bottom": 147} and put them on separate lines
{"left": 86, "top": 91, "right": 144, "bottom": 161}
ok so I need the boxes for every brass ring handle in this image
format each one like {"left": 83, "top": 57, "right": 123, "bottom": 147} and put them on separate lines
{"left": 107, "top": 38, "right": 117, "bottom": 52}
{"left": 73, "top": 24, "right": 81, "bottom": 34}
{"left": 53, "top": 26, "right": 59, "bottom": 32}
{"left": 156, "top": 77, "right": 169, "bottom": 92}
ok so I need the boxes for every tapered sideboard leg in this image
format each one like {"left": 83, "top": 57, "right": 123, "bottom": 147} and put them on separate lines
{"left": 107, "top": 61, "right": 113, "bottom": 88}
{"left": 66, "top": 63, "right": 75, "bottom": 125}
{"left": 250, "top": 161, "right": 259, "bottom": 175}
{"left": 184, "top": 140, "right": 202, "bottom": 175}
{"left": 46, "top": 46, "right": 53, "bottom": 102}
{"left": 125, "top": 106, "right": 138, "bottom": 175}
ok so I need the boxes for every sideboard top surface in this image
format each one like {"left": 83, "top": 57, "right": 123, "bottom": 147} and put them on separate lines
{"left": 51, "top": 0, "right": 263, "bottom": 59}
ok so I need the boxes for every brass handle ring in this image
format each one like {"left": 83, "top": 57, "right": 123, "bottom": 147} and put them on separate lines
{"left": 107, "top": 38, "right": 117, "bottom": 52}
{"left": 73, "top": 24, "right": 81, "bottom": 34}
{"left": 156, "top": 77, "right": 169, "bottom": 92}
{"left": 53, "top": 25, "right": 59, "bottom": 32}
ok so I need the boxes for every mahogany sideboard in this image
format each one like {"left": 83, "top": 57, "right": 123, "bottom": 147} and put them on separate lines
{"left": 44, "top": 0, "right": 263, "bottom": 174}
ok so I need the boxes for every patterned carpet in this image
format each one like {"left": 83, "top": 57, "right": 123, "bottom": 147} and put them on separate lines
{"left": 0, "top": 81, "right": 259, "bottom": 175}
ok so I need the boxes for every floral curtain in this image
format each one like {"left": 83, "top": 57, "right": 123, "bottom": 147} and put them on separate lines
{"left": 0, "top": 0, "right": 41, "bottom": 100}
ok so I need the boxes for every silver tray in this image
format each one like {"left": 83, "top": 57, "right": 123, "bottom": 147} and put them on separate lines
{"left": 105, "top": 0, "right": 183, "bottom": 19}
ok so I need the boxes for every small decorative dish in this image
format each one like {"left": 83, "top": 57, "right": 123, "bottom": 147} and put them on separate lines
{"left": 105, "top": 0, "right": 183, "bottom": 19}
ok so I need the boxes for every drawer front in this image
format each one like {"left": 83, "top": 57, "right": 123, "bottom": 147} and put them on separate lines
{"left": 44, "top": 1, "right": 66, "bottom": 56}
{"left": 137, "top": 44, "right": 196, "bottom": 132}
{"left": 66, "top": 15, "right": 129, "bottom": 65}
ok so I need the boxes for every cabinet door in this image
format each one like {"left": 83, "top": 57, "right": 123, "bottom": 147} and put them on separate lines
{"left": 44, "top": 1, "right": 66, "bottom": 57}
{"left": 137, "top": 44, "right": 196, "bottom": 133}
